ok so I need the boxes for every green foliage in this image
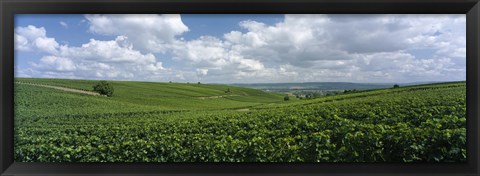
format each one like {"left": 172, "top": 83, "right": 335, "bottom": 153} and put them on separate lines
{"left": 93, "top": 81, "right": 114, "bottom": 97}
{"left": 293, "top": 90, "right": 341, "bottom": 100}
{"left": 344, "top": 89, "right": 359, "bottom": 94}
{"left": 284, "top": 95, "right": 290, "bottom": 101}
{"left": 14, "top": 78, "right": 466, "bottom": 162}
{"left": 393, "top": 84, "right": 400, "bottom": 88}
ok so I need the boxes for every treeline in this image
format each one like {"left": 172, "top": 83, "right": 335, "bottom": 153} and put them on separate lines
{"left": 292, "top": 90, "right": 357, "bottom": 100}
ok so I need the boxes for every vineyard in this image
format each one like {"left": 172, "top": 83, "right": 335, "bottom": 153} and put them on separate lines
{"left": 14, "top": 78, "right": 466, "bottom": 162}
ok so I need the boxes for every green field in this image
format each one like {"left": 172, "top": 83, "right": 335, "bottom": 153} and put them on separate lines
{"left": 14, "top": 78, "right": 466, "bottom": 162}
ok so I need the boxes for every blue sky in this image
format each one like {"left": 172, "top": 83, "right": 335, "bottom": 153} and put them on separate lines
{"left": 14, "top": 14, "right": 466, "bottom": 83}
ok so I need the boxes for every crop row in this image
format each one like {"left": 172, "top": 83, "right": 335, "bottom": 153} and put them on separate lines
{"left": 14, "top": 83, "right": 466, "bottom": 162}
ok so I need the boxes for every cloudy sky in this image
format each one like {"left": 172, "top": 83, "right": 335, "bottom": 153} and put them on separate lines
{"left": 14, "top": 14, "right": 466, "bottom": 83}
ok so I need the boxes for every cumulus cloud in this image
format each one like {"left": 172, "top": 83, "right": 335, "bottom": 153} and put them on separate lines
{"left": 58, "top": 36, "right": 157, "bottom": 64}
{"left": 171, "top": 36, "right": 229, "bottom": 67}
{"left": 15, "top": 25, "right": 170, "bottom": 80}
{"left": 166, "top": 14, "right": 464, "bottom": 83}
{"left": 85, "top": 14, "right": 189, "bottom": 53}
{"left": 15, "top": 14, "right": 466, "bottom": 83}
{"left": 33, "top": 56, "right": 77, "bottom": 72}
{"left": 15, "top": 25, "right": 59, "bottom": 54}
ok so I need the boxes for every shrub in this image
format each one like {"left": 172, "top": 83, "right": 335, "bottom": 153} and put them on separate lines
{"left": 284, "top": 95, "right": 290, "bottom": 101}
{"left": 393, "top": 84, "right": 400, "bottom": 88}
{"left": 93, "top": 81, "right": 114, "bottom": 97}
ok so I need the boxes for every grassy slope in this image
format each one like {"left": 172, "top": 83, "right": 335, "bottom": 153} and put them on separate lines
{"left": 14, "top": 80, "right": 466, "bottom": 162}
{"left": 15, "top": 78, "right": 284, "bottom": 113}
{"left": 253, "top": 81, "right": 466, "bottom": 109}
{"left": 15, "top": 78, "right": 465, "bottom": 114}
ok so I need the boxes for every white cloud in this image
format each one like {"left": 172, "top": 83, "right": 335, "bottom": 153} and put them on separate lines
{"left": 162, "top": 13, "right": 466, "bottom": 83}
{"left": 169, "top": 36, "right": 270, "bottom": 82}
{"left": 33, "top": 56, "right": 76, "bottom": 72}
{"left": 171, "top": 36, "right": 228, "bottom": 67}
{"left": 34, "top": 37, "right": 60, "bottom": 54}
{"left": 14, "top": 25, "right": 59, "bottom": 54}
{"left": 196, "top": 68, "right": 208, "bottom": 76}
{"left": 15, "top": 25, "right": 46, "bottom": 40}
{"left": 14, "top": 34, "right": 30, "bottom": 51}
{"left": 59, "top": 36, "right": 156, "bottom": 64}
{"left": 60, "top": 21, "right": 68, "bottom": 29}
{"left": 193, "top": 14, "right": 466, "bottom": 83}
{"left": 85, "top": 14, "right": 189, "bottom": 53}
{"left": 16, "top": 25, "right": 171, "bottom": 80}
{"left": 15, "top": 14, "right": 466, "bottom": 83}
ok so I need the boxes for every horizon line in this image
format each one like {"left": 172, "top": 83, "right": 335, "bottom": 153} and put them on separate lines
{"left": 14, "top": 77, "right": 466, "bottom": 85}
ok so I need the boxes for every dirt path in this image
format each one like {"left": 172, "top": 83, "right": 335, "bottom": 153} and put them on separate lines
{"left": 235, "top": 108, "right": 250, "bottom": 111}
{"left": 16, "top": 82, "right": 103, "bottom": 96}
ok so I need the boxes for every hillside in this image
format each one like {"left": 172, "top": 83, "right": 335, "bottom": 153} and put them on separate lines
{"left": 229, "top": 81, "right": 438, "bottom": 91}
{"left": 15, "top": 78, "right": 284, "bottom": 113}
{"left": 253, "top": 81, "right": 466, "bottom": 109}
{"left": 14, "top": 79, "right": 466, "bottom": 162}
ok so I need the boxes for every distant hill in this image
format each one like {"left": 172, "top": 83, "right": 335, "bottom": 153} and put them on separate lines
{"left": 14, "top": 78, "right": 284, "bottom": 112}
{"left": 229, "top": 81, "right": 440, "bottom": 91}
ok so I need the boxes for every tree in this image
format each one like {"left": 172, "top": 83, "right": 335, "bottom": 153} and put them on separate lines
{"left": 284, "top": 95, "right": 290, "bottom": 101}
{"left": 198, "top": 82, "right": 201, "bottom": 84}
{"left": 393, "top": 84, "right": 400, "bottom": 88}
{"left": 93, "top": 81, "right": 114, "bottom": 97}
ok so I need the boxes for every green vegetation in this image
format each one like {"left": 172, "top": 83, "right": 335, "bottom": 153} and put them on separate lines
{"left": 93, "top": 81, "right": 114, "bottom": 97}
{"left": 343, "top": 89, "right": 359, "bottom": 94}
{"left": 229, "top": 82, "right": 427, "bottom": 91}
{"left": 14, "top": 78, "right": 466, "bottom": 162}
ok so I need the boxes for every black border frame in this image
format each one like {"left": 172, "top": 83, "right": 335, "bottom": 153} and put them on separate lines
{"left": 1, "top": 0, "right": 479, "bottom": 175}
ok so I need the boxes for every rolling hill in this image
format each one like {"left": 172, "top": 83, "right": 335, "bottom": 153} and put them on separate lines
{"left": 14, "top": 78, "right": 466, "bottom": 162}
{"left": 15, "top": 78, "right": 285, "bottom": 112}
{"left": 230, "top": 81, "right": 439, "bottom": 91}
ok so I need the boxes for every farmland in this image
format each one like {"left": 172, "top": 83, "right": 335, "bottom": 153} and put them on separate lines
{"left": 14, "top": 78, "right": 466, "bottom": 162}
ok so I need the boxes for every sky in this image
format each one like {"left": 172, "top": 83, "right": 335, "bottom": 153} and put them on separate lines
{"left": 14, "top": 14, "right": 466, "bottom": 84}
